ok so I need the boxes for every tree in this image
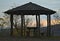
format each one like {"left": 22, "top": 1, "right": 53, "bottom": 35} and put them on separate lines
{"left": 0, "top": 18, "right": 7, "bottom": 31}
{"left": 25, "top": 16, "right": 32, "bottom": 27}
{"left": 53, "top": 9, "right": 60, "bottom": 24}
{"left": 3, "top": 14, "right": 10, "bottom": 28}
{"left": 13, "top": 15, "right": 21, "bottom": 34}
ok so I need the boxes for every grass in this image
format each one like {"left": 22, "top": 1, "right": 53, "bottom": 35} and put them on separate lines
{"left": 0, "top": 29, "right": 60, "bottom": 39}
{"left": 47, "top": 36, "right": 60, "bottom": 39}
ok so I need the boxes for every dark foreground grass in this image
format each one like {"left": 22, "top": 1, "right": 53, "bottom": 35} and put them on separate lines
{"left": 0, "top": 36, "right": 60, "bottom": 41}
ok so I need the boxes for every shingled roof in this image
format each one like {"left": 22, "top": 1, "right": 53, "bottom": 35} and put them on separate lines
{"left": 4, "top": 2, "right": 56, "bottom": 15}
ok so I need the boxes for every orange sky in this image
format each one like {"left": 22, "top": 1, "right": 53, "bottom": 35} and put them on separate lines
{"left": 27, "top": 19, "right": 59, "bottom": 27}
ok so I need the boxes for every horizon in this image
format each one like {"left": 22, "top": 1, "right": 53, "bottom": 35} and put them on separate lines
{"left": 0, "top": 17, "right": 60, "bottom": 28}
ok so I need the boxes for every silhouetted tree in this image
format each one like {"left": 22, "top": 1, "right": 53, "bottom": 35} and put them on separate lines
{"left": 53, "top": 9, "right": 60, "bottom": 24}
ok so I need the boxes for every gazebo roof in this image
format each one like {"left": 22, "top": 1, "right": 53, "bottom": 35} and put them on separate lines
{"left": 4, "top": 2, "right": 56, "bottom": 15}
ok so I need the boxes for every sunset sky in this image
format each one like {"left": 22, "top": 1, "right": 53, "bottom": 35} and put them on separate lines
{"left": 27, "top": 19, "right": 60, "bottom": 27}
{"left": 0, "top": 0, "right": 60, "bottom": 21}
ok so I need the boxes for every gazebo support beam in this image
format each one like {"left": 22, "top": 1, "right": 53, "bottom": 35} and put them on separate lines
{"left": 36, "top": 15, "right": 38, "bottom": 36}
{"left": 21, "top": 15, "right": 23, "bottom": 36}
{"left": 23, "top": 15, "right": 25, "bottom": 36}
{"left": 36, "top": 15, "right": 40, "bottom": 37}
{"left": 21, "top": 15, "right": 24, "bottom": 36}
{"left": 47, "top": 14, "right": 51, "bottom": 36}
{"left": 38, "top": 15, "right": 40, "bottom": 36}
{"left": 10, "top": 14, "right": 13, "bottom": 36}
{"left": 36, "top": 15, "right": 38, "bottom": 28}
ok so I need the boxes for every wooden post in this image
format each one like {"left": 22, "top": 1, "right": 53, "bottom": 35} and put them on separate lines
{"left": 47, "top": 14, "right": 51, "bottom": 36}
{"left": 23, "top": 15, "right": 25, "bottom": 36}
{"left": 21, "top": 15, "right": 25, "bottom": 37}
{"left": 36, "top": 15, "right": 38, "bottom": 28}
{"left": 36, "top": 15, "right": 38, "bottom": 36}
{"left": 21, "top": 15, "right": 24, "bottom": 36}
{"left": 36, "top": 15, "right": 40, "bottom": 37}
{"left": 10, "top": 14, "right": 13, "bottom": 36}
{"left": 38, "top": 15, "right": 40, "bottom": 36}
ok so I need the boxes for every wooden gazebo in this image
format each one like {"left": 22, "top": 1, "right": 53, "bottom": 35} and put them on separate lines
{"left": 4, "top": 2, "right": 56, "bottom": 37}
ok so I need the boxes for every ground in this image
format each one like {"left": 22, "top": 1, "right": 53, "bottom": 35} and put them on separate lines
{"left": 0, "top": 29, "right": 60, "bottom": 41}
{"left": 0, "top": 37, "right": 60, "bottom": 41}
